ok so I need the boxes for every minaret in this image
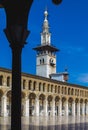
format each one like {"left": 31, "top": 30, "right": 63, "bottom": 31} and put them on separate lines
{"left": 33, "top": 9, "right": 59, "bottom": 78}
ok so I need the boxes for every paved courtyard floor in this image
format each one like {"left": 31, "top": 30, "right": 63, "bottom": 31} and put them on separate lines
{"left": 0, "top": 116, "right": 88, "bottom": 130}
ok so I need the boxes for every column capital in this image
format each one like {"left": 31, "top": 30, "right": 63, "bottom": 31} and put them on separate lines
{"left": 4, "top": 27, "right": 30, "bottom": 49}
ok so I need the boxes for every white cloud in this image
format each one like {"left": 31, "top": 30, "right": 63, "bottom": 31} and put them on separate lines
{"left": 77, "top": 73, "right": 88, "bottom": 83}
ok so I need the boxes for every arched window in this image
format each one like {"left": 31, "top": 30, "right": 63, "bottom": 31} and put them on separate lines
{"left": 47, "top": 84, "right": 50, "bottom": 92}
{"left": 55, "top": 86, "right": 57, "bottom": 93}
{"left": 51, "top": 85, "right": 53, "bottom": 92}
{"left": 7, "top": 76, "right": 10, "bottom": 87}
{"left": 39, "top": 83, "right": 41, "bottom": 91}
{"left": 58, "top": 86, "right": 60, "bottom": 93}
{"left": 29, "top": 80, "right": 32, "bottom": 90}
{"left": 43, "top": 83, "right": 45, "bottom": 92}
{"left": 33, "top": 81, "right": 36, "bottom": 91}
{"left": 40, "top": 59, "right": 41, "bottom": 64}
{"left": 65, "top": 87, "right": 67, "bottom": 94}
{"left": 0, "top": 76, "right": 3, "bottom": 86}
{"left": 43, "top": 58, "right": 44, "bottom": 64}
{"left": 71, "top": 88, "right": 74, "bottom": 95}
{"left": 68, "top": 88, "right": 70, "bottom": 95}
{"left": 23, "top": 80, "right": 26, "bottom": 89}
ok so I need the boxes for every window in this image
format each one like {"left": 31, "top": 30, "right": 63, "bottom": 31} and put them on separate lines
{"left": 29, "top": 80, "right": 32, "bottom": 90}
{"left": 23, "top": 80, "right": 26, "bottom": 89}
{"left": 7, "top": 76, "right": 10, "bottom": 87}
{"left": 0, "top": 76, "right": 3, "bottom": 86}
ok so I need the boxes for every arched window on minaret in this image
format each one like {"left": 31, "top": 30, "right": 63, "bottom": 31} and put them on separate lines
{"left": 43, "top": 58, "right": 44, "bottom": 64}
{"left": 40, "top": 59, "right": 41, "bottom": 64}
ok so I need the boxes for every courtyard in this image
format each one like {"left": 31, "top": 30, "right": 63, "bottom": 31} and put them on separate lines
{"left": 0, "top": 116, "right": 88, "bottom": 130}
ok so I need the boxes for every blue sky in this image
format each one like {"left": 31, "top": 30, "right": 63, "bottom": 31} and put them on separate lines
{"left": 0, "top": 0, "right": 88, "bottom": 87}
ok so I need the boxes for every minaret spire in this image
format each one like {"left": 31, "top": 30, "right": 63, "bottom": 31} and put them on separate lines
{"left": 41, "top": 9, "right": 51, "bottom": 45}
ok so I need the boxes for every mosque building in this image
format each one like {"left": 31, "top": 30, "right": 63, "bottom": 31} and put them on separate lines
{"left": 0, "top": 9, "right": 88, "bottom": 117}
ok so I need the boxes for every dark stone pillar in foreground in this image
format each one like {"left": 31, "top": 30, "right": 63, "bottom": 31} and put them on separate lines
{"left": 2, "top": 0, "right": 33, "bottom": 130}
{"left": 4, "top": 26, "right": 29, "bottom": 130}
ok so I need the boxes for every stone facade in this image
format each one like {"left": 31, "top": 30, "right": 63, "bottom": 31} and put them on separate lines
{"left": 0, "top": 67, "right": 88, "bottom": 117}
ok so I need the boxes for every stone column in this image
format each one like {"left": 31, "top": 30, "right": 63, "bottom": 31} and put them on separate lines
{"left": 23, "top": 97, "right": 29, "bottom": 117}
{"left": 77, "top": 102, "right": 80, "bottom": 116}
{"left": 35, "top": 97, "right": 39, "bottom": 116}
{"left": 44, "top": 99, "right": 48, "bottom": 116}
{"left": 82, "top": 102, "right": 85, "bottom": 116}
{"left": 52, "top": 98, "right": 55, "bottom": 116}
{"left": 58, "top": 100, "right": 62, "bottom": 116}
{"left": 65, "top": 100, "right": 68, "bottom": 116}
{"left": 1, "top": 96, "right": 8, "bottom": 117}
{"left": 86, "top": 102, "right": 88, "bottom": 115}
{"left": 72, "top": 101, "right": 75, "bottom": 116}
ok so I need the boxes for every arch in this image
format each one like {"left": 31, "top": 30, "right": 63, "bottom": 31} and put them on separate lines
{"left": 80, "top": 98, "right": 83, "bottom": 103}
{"left": 29, "top": 93, "right": 36, "bottom": 99}
{"left": 75, "top": 98, "right": 79, "bottom": 103}
{"left": 55, "top": 96, "right": 60, "bottom": 102}
{"left": 21, "top": 92, "right": 26, "bottom": 99}
{"left": 6, "top": 90, "right": 11, "bottom": 99}
{"left": 62, "top": 97, "right": 66, "bottom": 103}
{"left": 39, "top": 94, "right": 45, "bottom": 101}
{"left": 68, "top": 97, "right": 73, "bottom": 103}
{"left": 47, "top": 95, "right": 53, "bottom": 102}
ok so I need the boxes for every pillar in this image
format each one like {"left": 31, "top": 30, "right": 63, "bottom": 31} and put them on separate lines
{"left": 72, "top": 101, "right": 75, "bottom": 116}
{"left": 23, "top": 97, "right": 29, "bottom": 117}
{"left": 86, "top": 102, "right": 88, "bottom": 115}
{"left": 52, "top": 99, "right": 55, "bottom": 116}
{"left": 58, "top": 100, "right": 62, "bottom": 116}
{"left": 82, "top": 102, "right": 85, "bottom": 116}
{"left": 35, "top": 97, "right": 39, "bottom": 116}
{"left": 65, "top": 100, "right": 68, "bottom": 116}
{"left": 1, "top": 96, "right": 8, "bottom": 117}
{"left": 77, "top": 102, "right": 80, "bottom": 116}
{"left": 44, "top": 99, "right": 48, "bottom": 116}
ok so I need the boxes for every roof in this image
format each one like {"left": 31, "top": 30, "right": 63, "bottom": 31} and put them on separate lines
{"left": 50, "top": 72, "right": 69, "bottom": 76}
{"left": 33, "top": 45, "right": 59, "bottom": 52}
